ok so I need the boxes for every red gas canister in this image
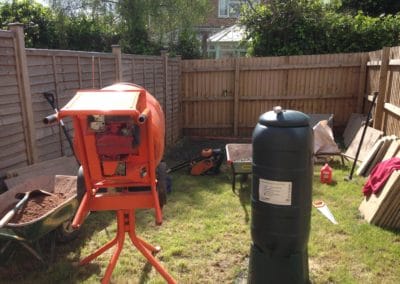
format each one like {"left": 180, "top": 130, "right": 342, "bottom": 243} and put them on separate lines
{"left": 320, "top": 163, "right": 332, "bottom": 184}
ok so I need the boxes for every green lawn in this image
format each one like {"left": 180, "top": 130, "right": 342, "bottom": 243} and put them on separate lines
{"left": 1, "top": 158, "right": 399, "bottom": 283}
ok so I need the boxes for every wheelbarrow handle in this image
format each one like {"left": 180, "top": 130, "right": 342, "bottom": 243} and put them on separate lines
{"left": 0, "top": 193, "right": 29, "bottom": 228}
{"left": 43, "top": 92, "right": 56, "bottom": 109}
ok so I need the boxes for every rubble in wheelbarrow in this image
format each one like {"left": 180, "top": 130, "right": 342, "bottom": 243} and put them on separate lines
{"left": 0, "top": 193, "right": 66, "bottom": 224}
{"left": 0, "top": 175, "right": 77, "bottom": 225}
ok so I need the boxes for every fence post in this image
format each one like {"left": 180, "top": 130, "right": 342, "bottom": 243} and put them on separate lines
{"left": 176, "top": 55, "right": 182, "bottom": 142}
{"left": 373, "top": 46, "right": 390, "bottom": 130}
{"left": 233, "top": 58, "right": 240, "bottom": 136}
{"left": 161, "top": 50, "right": 169, "bottom": 144}
{"left": 9, "top": 23, "right": 38, "bottom": 164}
{"left": 112, "top": 45, "right": 122, "bottom": 82}
{"left": 356, "top": 53, "right": 368, "bottom": 113}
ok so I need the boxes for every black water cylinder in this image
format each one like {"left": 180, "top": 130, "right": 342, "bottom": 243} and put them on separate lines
{"left": 248, "top": 106, "right": 313, "bottom": 284}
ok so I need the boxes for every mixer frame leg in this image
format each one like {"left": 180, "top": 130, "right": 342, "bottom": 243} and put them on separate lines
{"left": 79, "top": 210, "right": 176, "bottom": 284}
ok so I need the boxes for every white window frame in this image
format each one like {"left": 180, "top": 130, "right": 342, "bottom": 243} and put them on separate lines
{"left": 218, "top": 0, "right": 260, "bottom": 18}
{"left": 218, "top": 0, "right": 242, "bottom": 18}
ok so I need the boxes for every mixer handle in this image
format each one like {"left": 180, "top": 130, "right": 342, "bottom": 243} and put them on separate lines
{"left": 43, "top": 113, "right": 58, "bottom": 124}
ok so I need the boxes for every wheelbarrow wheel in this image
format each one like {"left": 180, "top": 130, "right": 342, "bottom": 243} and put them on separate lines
{"left": 156, "top": 162, "right": 167, "bottom": 209}
{"left": 55, "top": 217, "right": 80, "bottom": 243}
{"left": 76, "top": 166, "right": 86, "bottom": 202}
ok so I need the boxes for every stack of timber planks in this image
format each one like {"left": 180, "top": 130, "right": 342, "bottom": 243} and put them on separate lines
{"left": 357, "top": 135, "right": 400, "bottom": 229}
{"left": 357, "top": 135, "right": 400, "bottom": 177}
{"left": 344, "top": 115, "right": 400, "bottom": 229}
{"left": 359, "top": 170, "right": 400, "bottom": 229}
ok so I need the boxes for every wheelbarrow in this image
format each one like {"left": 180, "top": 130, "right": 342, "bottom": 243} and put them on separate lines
{"left": 225, "top": 143, "right": 252, "bottom": 193}
{"left": 0, "top": 175, "right": 79, "bottom": 263}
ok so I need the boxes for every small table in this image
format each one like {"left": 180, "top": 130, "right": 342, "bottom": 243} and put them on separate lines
{"left": 225, "top": 144, "right": 252, "bottom": 193}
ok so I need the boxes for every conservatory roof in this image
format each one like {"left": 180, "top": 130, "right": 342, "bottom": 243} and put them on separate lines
{"left": 208, "top": 24, "right": 247, "bottom": 43}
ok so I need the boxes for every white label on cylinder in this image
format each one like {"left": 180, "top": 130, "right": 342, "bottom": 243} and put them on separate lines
{"left": 259, "top": 179, "right": 292, "bottom": 205}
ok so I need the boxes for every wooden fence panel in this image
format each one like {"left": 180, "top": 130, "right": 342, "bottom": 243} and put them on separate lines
{"left": 383, "top": 47, "right": 400, "bottom": 136}
{"left": 181, "top": 52, "right": 364, "bottom": 137}
{"left": 365, "top": 49, "right": 382, "bottom": 98}
{"left": 26, "top": 49, "right": 117, "bottom": 162}
{"left": 181, "top": 58, "right": 235, "bottom": 136}
{"left": 0, "top": 28, "right": 181, "bottom": 174}
{"left": 123, "top": 54, "right": 177, "bottom": 144}
{"left": 0, "top": 30, "right": 29, "bottom": 174}
{"left": 363, "top": 47, "right": 400, "bottom": 137}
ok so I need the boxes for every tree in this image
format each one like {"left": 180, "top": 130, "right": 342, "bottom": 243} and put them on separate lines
{"left": 63, "top": 14, "right": 119, "bottom": 52}
{"left": 170, "top": 28, "right": 201, "bottom": 59}
{"left": 0, "top": 0, "right": 58, "bottom": 48}
{"left": 116, "top": 0, "right": 157, "bottom": 54}
{"left": 340, "top": 0, "right": 400, "bottom": 16}
{"left": 241, "top": 0, "right": 400, "bottom": 56}
{"left": 147, "top": 0, "right": 210, "bottom": 45}
{"left": 241, "top": 0, "right": 328, "bottom": 56}
{"left": 48, "top": 0, "right": 119, "bottom": 51}
{"left": 0, "top": 0, "right": 210, "bottom": 55}
{"left": 47, "top": 0, "right": 209, "bottom": 55}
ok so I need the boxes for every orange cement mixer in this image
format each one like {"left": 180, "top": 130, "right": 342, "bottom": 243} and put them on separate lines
{"left": 44, "top": 83, "right": 175, "bottom": 284}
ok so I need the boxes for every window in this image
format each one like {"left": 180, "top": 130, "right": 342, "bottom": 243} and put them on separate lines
{"left": 218, "top": 0, "right": 260, "bottom": 18}
{"left": 218, "top": 0, "right": 242, "bottom": 18}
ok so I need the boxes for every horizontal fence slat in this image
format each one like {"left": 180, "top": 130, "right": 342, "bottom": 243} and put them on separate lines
{"left": 183, "top": 124, "right": 232, "bottom": 129}
{"left": 384, "top": 102, "right": 400, "bottom": 118}
{"left": 182, "top": 63, "right": 361, "bottom": 73}
{"left": 182, "top": 95, "right": 357, "bottom": 102}
{"left": 26, "top": 48, "right": 115, "bottom": 58}
{"left": 0, "top": 30, "right": 14, "bottom": 38}
{"left": 182, "top": 96, "right": 233, "bottom": 102}
{"left": 239, "top": 95, "right": 357, "bottom": 100}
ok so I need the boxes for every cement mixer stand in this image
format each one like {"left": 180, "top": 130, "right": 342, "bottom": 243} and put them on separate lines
{"left": 79, "top": 210, "right": 175, "bottom": 284}
{"left": 44, "top": 83, "right": 176, "bottom": 284}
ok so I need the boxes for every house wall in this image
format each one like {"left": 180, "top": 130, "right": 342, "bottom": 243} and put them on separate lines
{"left": 202, "top": 0, "right": 237, "bottom": 29}
{"left": 199, "top": 0, "right": 268, "bottom": 58}
{"left": 200, "top": 0, "right": 269, "bottom": 29}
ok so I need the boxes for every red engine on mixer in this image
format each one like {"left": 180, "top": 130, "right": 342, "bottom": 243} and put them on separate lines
{"left": 92, "top": 115, "right": 140, "bottom": 159}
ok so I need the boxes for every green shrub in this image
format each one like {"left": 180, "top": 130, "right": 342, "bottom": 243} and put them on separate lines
{"left": 241, "top": 0, "right": 400, "bottom": 56}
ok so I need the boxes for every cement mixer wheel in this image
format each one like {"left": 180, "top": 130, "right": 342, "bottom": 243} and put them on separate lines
{"left": 156, "top": 162, "right": 167, "bottom": 209}
{"left": 55, "top": 217, "right": 80, "bottom": 243}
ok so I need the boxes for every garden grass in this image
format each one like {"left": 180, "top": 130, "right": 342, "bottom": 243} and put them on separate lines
{"left": 0, "top": 160, "right": 399, "bottom": 283}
